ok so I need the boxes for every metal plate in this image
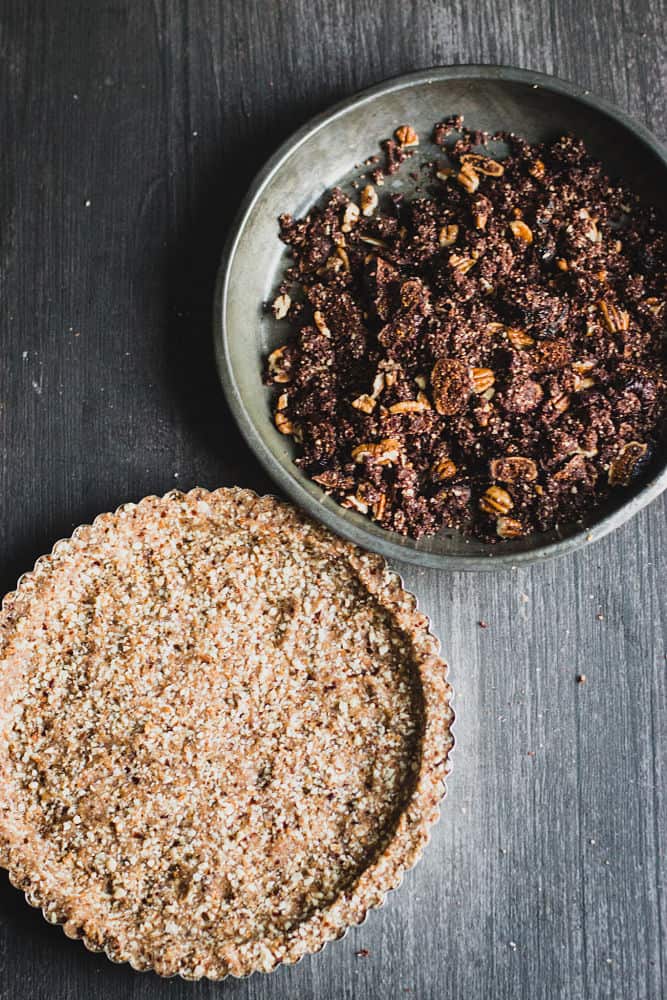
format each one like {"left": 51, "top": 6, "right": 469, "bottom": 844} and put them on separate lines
{"left": 214, "top": 65, "right": 667, "bottom": 570}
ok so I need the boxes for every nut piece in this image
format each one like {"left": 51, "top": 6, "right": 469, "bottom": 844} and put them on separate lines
{"left": 267, "top": 344, "right": 292, "bottom": 384}
{"left": 313, "top": 310, "right": 331, "bottom": 336}
{"left": 433, "top": 457, "right": 457, "bottom": 481}
{"left": 552, "top": 390, "right": 571, "bottom": 415}
{"left": 389, "top": 400, "right": 430, "bottom": 414}
{"left": 272, "top": 293, "right": 291, "bottom": 320}
{"left": 438, "top": 224, "right": 459, "bottom": 247}
{"left": 274, "top": 392, "right": 294, "bottom": 435}
{"left": 529, "top": 159, "right": 545, "bottom": 180}
{"left": 342, "top": 494, "right": 369, "bottom": 514}
{"left": 460, "top": 153, "right": 504, "bottom": 177}
{"left": 597, "top": 299, "right": 630, "bottom": 333}
{"left": 506, "top": 327, "right": 535, "bottom": 349}
{"left": 449, "top": 253, "right": 477, "bottom": 274}
{"left": 496, "top": 516, "right": 524, "bottom": 538}
{"left": 509, "top": 220, "right": 534, "bottom": 244}
{"left": 471, "top": 367, "right": 495, "bottom": 394}
{"left": 608, "top": 441, "right": 648, "bottom": 486}
{"left": 336, "top": 245, "right": 351, "bottom": 271}
{"left": 372, "top": 494, "right": 387, "bottom": 521}
{"left": 479, "top": 485, "right": 514, "bottom": 515}
{"left": 360, "top": 184, "right": 379, "bottom": 217}
{"left": 431, "top": 358, "right": 472, "bottom": 416}
{"left": 489, "top": 456, "right": 538, "bottom": 483}
{"left": 351, "top": 393, "right": 376, "bottom": 414}
{"left": 394, "top": 124, "right": 419, "bottom": 147}
{"left": 456, "top": 163, "right": 480, "bottom": 193}
{"left": 351, "top": 438, "right": 402, "bottom": 466}
{"left": 341, "top": 202, "right": 360, "bottom": 233}
{"left": 479, "top": 486, "right": 514, "bottom": 514}
{"left": 359, "top": 234, "right": 388, "bottom": 248}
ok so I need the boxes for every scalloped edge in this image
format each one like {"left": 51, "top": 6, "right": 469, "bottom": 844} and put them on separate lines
{"left": 0, "top": 487, "right": 455, "bottom": 981}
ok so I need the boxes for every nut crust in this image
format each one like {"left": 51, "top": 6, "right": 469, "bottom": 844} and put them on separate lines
{"left": 0, "top": 489, "right": 453, "bottom": 981}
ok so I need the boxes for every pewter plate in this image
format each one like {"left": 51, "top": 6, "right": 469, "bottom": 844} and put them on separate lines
{"left": 214, "top": 65, "right": 667, "bottom": 570}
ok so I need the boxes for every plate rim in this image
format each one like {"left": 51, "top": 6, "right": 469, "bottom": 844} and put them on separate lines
{"left": 213, "top": 63, "right": 667, "bottom": 570}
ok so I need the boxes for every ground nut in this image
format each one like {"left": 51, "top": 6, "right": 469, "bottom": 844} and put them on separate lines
{"left": 479, "top": 485, "right": 514, "bottom": 515}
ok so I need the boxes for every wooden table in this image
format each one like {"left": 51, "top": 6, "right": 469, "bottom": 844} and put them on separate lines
{"left": 0, "top": 2, "right": 664, "bottom": 998}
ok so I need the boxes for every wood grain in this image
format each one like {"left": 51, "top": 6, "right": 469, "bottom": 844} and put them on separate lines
{"left": 0, "top": 1, "right": 665, "bottom": 998}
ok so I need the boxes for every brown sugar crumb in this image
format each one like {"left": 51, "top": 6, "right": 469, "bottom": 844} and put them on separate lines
{"left": 266, "top": 120, "right": 667, "bottom": 542}
{"left": 0, "top": 489, "right": 453, "bottom": 980}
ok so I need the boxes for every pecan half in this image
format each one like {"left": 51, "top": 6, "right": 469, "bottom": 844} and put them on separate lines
{"left": 395, "top": 124, "right": 419, "bottom": 147}
{"left": 496, "top": 516, "right": 524, "bottom": 538}
{"left": 471, "top": 367, "right": 495, "bottom": 393}
{"left": 479, "top": 485, "right": 514, "bottom": 515}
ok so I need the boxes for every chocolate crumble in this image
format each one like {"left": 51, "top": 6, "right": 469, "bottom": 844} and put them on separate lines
{"left": 266, "top": 120, "right": 667, "bottom": 542}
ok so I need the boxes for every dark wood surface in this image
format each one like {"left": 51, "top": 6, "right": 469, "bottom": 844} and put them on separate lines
{"left": 0, "top": 2, "right": 665, "bottom": 998}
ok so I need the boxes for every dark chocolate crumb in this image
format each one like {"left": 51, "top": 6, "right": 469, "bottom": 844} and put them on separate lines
{"left": 266, "top": 120, "right": 667, "bottom": 542}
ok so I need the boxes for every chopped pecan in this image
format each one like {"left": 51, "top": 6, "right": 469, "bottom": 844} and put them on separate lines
{"left": 438, "top": 224, "right": 459, "bottom": 247}
{"left": 360, "top": 184, "right": 379, "bottom": 217}
{"left": 351, "top": 439, "right": 402, "bottom": 465}
{"left": 480, "top": 486, "right": 514, "bottom": 515}
{"left": 471, "top": 367, "right": 495, "bottom": 394}
{"left": 460, "top": 153, "right": 504, "bottom": 177}
{"left": 389, "top": 400, "right": 430, "bottom": 414}
{"left": 267, "top": 344, "right": 292, "bottom": 384}
{"left": 506, "top": 327, "right": 535, "bottom": 349}
{"left": 509, "top": 220, "right": 533, "bottom": 244}
{"left": 351, "top": 394, "right": 376, "bottom": 414}
{"left": 341, "top": 202, "right": 360, "bottom": 232}
{"left": 496, "top": 516, "right": 524, "bottom": 538}
{"left": 272, "top": 293, "right": 291, "bottom": 320}
{"left": 433, "top": 457, "right": 457, "bottom": 481}
{"left": 598, "top": 299, "right": 629, "bottom": 333}
{"left": 456, "top": 163, "right": 480, "bottom": 193}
